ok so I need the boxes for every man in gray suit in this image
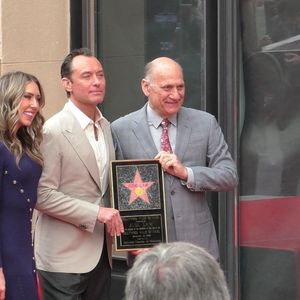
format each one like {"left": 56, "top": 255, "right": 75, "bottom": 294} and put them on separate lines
{"left": 111, "top": 57, "right": 238, "bottom": 262}
{"left": 34, "top": 48, "right": 124, "bottom": 300}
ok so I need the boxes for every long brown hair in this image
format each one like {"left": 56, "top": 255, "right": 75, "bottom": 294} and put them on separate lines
{"left": 0, "top": 71, "right": 45, "bottom": 166}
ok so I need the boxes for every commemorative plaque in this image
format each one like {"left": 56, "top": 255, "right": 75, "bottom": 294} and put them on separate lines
{"left": 110, "top": 159, "right": 168, "bottom": 251}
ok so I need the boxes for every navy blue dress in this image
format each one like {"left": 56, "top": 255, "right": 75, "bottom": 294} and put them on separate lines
{"left": 0, "top": 143, "right": 41, "bottom": 300}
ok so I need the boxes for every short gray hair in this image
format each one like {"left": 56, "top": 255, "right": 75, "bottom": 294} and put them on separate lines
{"left": 125, "top": 242, "right": 230, "bottom": 300}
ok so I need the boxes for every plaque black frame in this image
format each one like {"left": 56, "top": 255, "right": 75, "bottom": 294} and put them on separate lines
{"left": 110, "top": 159, "right": 168, "bottom": 251}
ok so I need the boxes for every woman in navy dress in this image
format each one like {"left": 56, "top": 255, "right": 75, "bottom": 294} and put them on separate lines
{"left": 0, "top": 71, "right": 45, "bottom": 300}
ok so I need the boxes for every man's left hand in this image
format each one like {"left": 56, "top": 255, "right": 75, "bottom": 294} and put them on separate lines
{"left": 155, "top": 151, "right": 188, "bottom": 180}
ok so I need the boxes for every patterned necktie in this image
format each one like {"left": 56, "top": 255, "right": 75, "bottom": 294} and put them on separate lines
{"left": 160, "top": 118, "right": 172, "bottom": 153}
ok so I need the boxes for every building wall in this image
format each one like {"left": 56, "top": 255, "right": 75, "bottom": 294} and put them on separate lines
{"left": 100, "top": 0, "right": 145, "bottom": 121}
{"left": 0, "top": 0, "right": 70, "bottom": 119}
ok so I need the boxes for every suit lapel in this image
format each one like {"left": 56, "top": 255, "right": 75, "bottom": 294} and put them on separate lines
{"left": 165, "top": 109, "right": 192, "bottom": 186}
{"left": 176, "top": 109, "right": 192, "bottom": 162}
{"left": 132, "top": 106, "right": 158, "bottom": 159}
{"left": 61, "top": 106, "right": 102, "bottom": 190}
{"left": 101, "top": 119, "right": 115, "bottom": 162}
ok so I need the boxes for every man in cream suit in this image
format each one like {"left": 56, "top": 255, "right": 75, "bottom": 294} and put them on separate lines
{"left": 111, "top": 57, "right": 238, "bottom": 262}
{"left": 35, "top": 48, "right": 124, "bottom": 300}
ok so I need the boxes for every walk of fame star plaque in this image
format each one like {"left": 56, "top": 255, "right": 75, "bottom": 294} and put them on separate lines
{"left": 110, "top": 159, "right": 168, "bottom": 251}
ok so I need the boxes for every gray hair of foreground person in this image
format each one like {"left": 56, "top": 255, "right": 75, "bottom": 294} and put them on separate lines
{"left": 125, "top": 242, "right": 231, "bottom": 300}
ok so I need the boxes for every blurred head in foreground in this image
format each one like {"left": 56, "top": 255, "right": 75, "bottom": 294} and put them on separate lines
{"left": 125, "top": 242, "right": 230, "bottom": 300}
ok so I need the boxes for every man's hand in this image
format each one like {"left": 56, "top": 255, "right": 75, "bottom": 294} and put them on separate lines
{"left": 155, "top": 151, "right": 188, "bottom": 180}
{"left": 284, "top": 52, "right": 300, "bottom": 65}
{"left": 0, "top": 268, "right": 5, "bottom": 300}
{"left": 97, "top": 208, "right": 124, "bottom": 236}
{"left": 129, "top": 248, "right": 150, "bottom": 257}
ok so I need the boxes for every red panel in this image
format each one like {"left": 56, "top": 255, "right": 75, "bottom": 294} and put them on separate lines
{"left": 240, "top": 196, "right": 300, "bottom": 250}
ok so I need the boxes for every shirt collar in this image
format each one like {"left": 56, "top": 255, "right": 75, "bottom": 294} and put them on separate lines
{"left": 67, "top": 99, "right": 103, "bottom": 130}
{"left": 146, "top": 103, "right": 177, "bottom": 128}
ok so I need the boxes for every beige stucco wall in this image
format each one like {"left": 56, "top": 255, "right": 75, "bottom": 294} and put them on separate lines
{"left": 0, "top": 0, "right": 70, "bottom": 119}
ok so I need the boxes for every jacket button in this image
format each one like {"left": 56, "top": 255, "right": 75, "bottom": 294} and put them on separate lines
{"left": 171, "top": 191, "right": 175, "bottom": 195}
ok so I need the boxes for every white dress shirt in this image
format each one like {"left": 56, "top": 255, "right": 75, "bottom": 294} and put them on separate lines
{"left": 68, "top": 100, "right": 108, "bottom": 195}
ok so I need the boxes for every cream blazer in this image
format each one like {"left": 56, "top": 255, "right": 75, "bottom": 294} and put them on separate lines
{"left": 34, "top": 104, "right": 115, "bottom": 273}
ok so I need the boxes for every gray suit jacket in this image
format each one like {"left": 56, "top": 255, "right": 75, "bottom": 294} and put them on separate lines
{"left": 34, "top": 104, "right": 115, "bottom": 273}
{"left": 111, "top": 104, "right": 238, "bottom": 259}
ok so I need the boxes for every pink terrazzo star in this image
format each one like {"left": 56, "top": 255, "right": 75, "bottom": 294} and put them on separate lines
{"left": 123, "top": 169, "right": 154, "bottom": 204}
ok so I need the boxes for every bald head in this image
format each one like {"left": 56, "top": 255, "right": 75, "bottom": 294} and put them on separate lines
{"left": 144, "top": 57, "right": 183, "bottom": 83}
